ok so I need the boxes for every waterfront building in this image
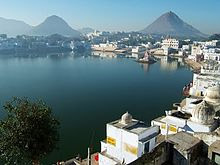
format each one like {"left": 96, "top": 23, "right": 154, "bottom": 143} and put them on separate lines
{"left": 163, "top": 47, "right": 170, "bottom": 56}
{"left": 131, "top": 46, "right": 146, "bottom": 53}
{"left": 189, "top": 63, "right": 220, "bottom": 97}
{"left": 180, "top": 45, "right": 190, "bottom": 56}
{"left": 162, "top": 38, "right": 179, "bottom": 50}
{"left": 91, "top": 42, "right": 119, "bottom": 52}
{"left": 151, "top": 48, "right": 164, "bottom": 55}
{"left": 99, "top": 112, "right": 159, "bottom": 165}
{"left": 0, "top": 40, "right": 15, "bottom": 50}
{"left": 178, "top": 49, "right": 185, "bottom": 56}
{"left": 182, "top": 45, "right": 190, "bottom": 51}
{"left": 188, "top": 44, "right": 204, "bottom": 62}
{"left": 161, "top": 38, "right": 179, "bottom": 55}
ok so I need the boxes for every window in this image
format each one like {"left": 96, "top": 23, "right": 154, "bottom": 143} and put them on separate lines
{"left": 144, "top": 141, "right": 150, "bottom": 153}
{"left": 213, "top": 152, "right": 220, "bottom": 164}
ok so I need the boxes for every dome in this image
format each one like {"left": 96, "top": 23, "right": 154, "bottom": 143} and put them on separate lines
{"left": 191, "top": 101, "right": 215, "bottom": 125}
{"left": 204, "top": 85, "right": 220, "bottom": 103}
{"left": 120, "top": 112, "right": 133, "bottom": 125}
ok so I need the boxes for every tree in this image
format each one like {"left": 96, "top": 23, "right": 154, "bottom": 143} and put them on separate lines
{"left": 0, "top": 97, "right": 60, "bottom": 165}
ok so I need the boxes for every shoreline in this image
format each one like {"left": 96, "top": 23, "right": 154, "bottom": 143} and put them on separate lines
{"left": 184, "top": 58, "right": 202, "bottom": 72}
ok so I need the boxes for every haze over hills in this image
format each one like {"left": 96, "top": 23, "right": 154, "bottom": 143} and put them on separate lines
{"left": 0, "top": 17, "right": 32, "bottom": 37}
{"left": 0, "top": 15, "right": 81, "bottom": 38}
{"left": 78, "top": 27, "right": 95, "bottom": 34}
{"left": 141, "top": 11, "right": 207, "bottom": 38}
{"left": 0, "top": 12, "right": 210, "bottom": 38}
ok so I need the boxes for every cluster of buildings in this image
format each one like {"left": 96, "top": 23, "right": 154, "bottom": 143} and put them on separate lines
{"left": 88, "top": 31, "right": 158, "bottom": 57}
{"left": 150, "top": 38, "right": 220, "bottom": 61}
{"left": 2, "top": 29, "right": 220, "bottom": 63}
{"left": 89, "top": 34, "right": 220, "bottom": 66}
{"left": 188, "top": 40, "right": 220, "bottom": 63}
{"left": 0, "top": 34, "right": 90, "bottom": 54}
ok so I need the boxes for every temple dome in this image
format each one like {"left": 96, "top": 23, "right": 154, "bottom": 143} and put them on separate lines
{"left": 191, "top": 101, "right": 215, "bottom": 125}
{"left": 204, "top": 85, "right": 220, "bottom": 104}
{"left": 120, "top": 112, "right": 133, "bottom": 125}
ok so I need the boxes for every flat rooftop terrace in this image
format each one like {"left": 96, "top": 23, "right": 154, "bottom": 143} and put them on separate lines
{"left": 109, "top": 119, "right": 152, "bottom": 135}
{"left": 167, "top": 132, "right": 201, "bottom": 152}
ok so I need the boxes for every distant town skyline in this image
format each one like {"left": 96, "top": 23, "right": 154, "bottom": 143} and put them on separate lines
{"left": 0, "top": 0, "right": 219, "bottom": 34}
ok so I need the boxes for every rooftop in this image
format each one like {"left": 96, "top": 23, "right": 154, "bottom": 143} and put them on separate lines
{"left": 109, "top": 119, "right": 151, "bottom": 135}
{"left": 171, "top": 111, "right": 192, "bottom": 120}
{"left": 167, "top": 132, "right": 201, "bottom": 152}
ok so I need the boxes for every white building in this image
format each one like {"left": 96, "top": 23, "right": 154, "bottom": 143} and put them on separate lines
{"left": 203, "top": 48, "right": 220, "bottom": 62}
{"left": 204, "top": 52, "right": 220, "bottom": 62}
{"left": 99, "top": 112, "right": 159, "bottom": 165}
{"left": 141, "top": 42, "right": 153, "bottom": 49}
{"left": 91, "top": 42, "right": 119, "bottom": 52}
{"left": 162, "top": 38, "right": 179, "bottom": 50}
{"left": 178, "top": 49, "right": 185, "bottom": 56}
{"left": 87, "top": 30, "right": 102, "bottom": 39}
{"left": 189, "top": 64, "right": 220, "bottom": 97}
{"left": 182, "top": 45, "right": 190, "bottom": 51}
{"left": 191, "top": 45, "right": 203, "bottom": 56}
{"left": 131, "top": 46, "right": 146, "bottom": 53}
{"left": 163, "top": 47, "right": 170, "bottom": 56}
{"left": 196, "top": 40, "right": 219, "bottom": 48}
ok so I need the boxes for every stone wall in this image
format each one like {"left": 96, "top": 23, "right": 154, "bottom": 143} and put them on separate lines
{"left": 129, "top": 142, "right": 171, "bottom": 165}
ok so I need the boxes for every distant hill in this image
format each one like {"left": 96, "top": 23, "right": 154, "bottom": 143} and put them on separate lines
{"left": 0, "top": 17, "right": 32, "bottom": 37}
{"left": 29, "top": 15, "right": 81, "bottom": 38}
{"left": 78, "top": 27, "right": 95, "bottom": 34}
{"left": 141, "top": 11, "right": 207, "bottom": 38}
{"left": 209, "top": 34, "right": 220, "bottom": 40}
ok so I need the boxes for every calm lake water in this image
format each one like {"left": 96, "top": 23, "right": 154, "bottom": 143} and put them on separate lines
{"left": 0, "top": 52, "right": 192, "bottom": 164}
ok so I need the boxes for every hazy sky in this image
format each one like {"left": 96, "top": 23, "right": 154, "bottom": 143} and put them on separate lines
{"left": 0, "top": 0, "right": 219, "bottom": 34}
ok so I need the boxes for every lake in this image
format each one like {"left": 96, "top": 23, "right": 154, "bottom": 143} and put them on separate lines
{"left": 0, "top": 52, "right": 192, "bottom": 164}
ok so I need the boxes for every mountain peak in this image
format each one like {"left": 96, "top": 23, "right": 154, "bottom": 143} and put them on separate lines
{"left": 29, "top": 15, "right": 81, "bottom": 38}
{"left": 44, "top": 15, "right": 67, "bottom": 25}
{"left": 48, "top": 15, "right": 60, "bottom": 18}
{"left": 141, "top": 11, "right": 206, "bottom": 38}
{"left": 46, "top": 15, "right": 63, "bottom": 20}
{"left": 164, "top": 11, "right": 179, "bottom": 18}
{"left": 167, "top": 11, "right": 176, "bottom": 15}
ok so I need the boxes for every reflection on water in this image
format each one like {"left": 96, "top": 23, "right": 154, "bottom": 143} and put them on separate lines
{"left": 91, "top": 51, "right": 186, "bottom": 72}
{"left": 139, "top": 63, "right": 150, "bottom": 72}
{"left": 0, "top": 51, "right": 92, "bottom": 61}
{"left": 0, "top": 52, "right": 186, "bottom": 74}
{"left": 91, "top": 51, "right": 117, "bottom": 58}
{"left": 154, "top": 55, "right": 185, "bottom": 71}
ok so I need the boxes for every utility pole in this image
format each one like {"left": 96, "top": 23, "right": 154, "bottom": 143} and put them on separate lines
{"left": 87, "top": 147, "right": 90, "bottom": 165}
